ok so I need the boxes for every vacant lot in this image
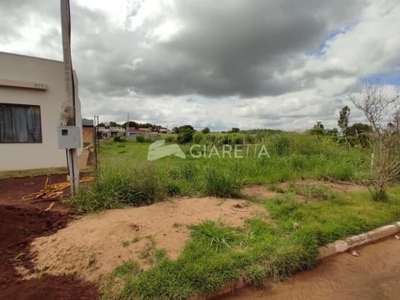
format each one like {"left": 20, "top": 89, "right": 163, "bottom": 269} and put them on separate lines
{"left": 1, "top": 132, "right": 400, "bottom": 299}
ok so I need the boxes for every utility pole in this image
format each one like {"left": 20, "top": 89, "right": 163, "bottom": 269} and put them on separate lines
{"left": 60, "top": 0, "right": 79, "bottom": 195}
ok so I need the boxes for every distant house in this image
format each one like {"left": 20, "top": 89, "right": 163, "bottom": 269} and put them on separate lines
{"left": 110, "top": 127, "right": 125, "bottom": 137}
{"left": 97, "top": 126, "right": 125, "bottom": 139}
{"left": 138, "top": 127, "right": 153, "bottom": 133}
{"left": 0, "top": 52, "right": 83, "bottom": 171}
{"left": 126, "top": 128, "right": 141, "bottom": 137}
{"left": 126, "top": 127, "right": 152, "bottom": 137}
{"left": 155, "top": 126, "right": 169, "bottom": 133}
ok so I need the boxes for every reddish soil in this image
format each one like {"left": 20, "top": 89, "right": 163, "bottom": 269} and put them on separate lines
{"left": 0, "top": 174, "right": 72, "bottom": 211}
{"left": 2, "top": 275, "right": 98, "bottom": 300}
{"left": 0, "top": 174, "right": 99, "bottom": 300}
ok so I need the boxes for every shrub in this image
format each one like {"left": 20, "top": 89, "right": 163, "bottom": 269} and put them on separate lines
{"left": 136, "top": 135, "right": 145, "bottom": 143}
{"left": 202, "top": 127, "right": 210, "bottom": 134}
{"left": 178, "top": 128, "right": 195, "bottom": 144}
{"left": 113, "top": 135, "right": 126, "bottom": 142}
{"left": 165, "top": 136, "right": 174, "bottom": 143}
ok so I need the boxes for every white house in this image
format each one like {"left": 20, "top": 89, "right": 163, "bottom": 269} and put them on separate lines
{"left": 0, "top": 52, "right": 82, "bottom": 171}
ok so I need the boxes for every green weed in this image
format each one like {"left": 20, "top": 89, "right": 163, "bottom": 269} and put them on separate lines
{"left": 69, "top": 160, "right": 166, "bottom": 213}
{"left": 202, "top": 163, "right": 243, "bottom": 198}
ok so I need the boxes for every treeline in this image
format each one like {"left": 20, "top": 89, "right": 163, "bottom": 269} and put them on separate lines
{"left": 309, "top": 122, "right": 373, "bottom": 148}
{"left": 98, "top": 121, "right": 164, "bottom": 130}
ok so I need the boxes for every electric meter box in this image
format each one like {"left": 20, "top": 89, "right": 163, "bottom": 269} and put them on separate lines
{"left": 58, "top": 126, "right": 81, "bottom": 149}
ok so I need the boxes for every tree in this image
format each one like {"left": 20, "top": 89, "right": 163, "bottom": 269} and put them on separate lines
{"left": 313, "top": 121, "right": 324, "bottom": 129}
{"left": 311, "top": 121, "right": 324, "bottom": 135}
{"left": 179, "top": 125, "right": 194, "bottom": 131}
{"left": 109, "top": 121, "right": 119, "bottom": 127}
{"left": 138, "top": 123, "right": 153, "bottom": 128}
{"left": 202, "top": 127, "right": 210, "bottom": 134}
{"left": 351, "top": 82, "right": 400, "bottom": 201}
{"left": 325, "top": 128, "right": 338, "bottom": 136}
{"left": 338, "top": 106, "right": 351, "bottom": 134}
{"left": 344, "top": 123, "right": 372, "bottom": 136}
{"left": 231, "top": 127, "right": 240, "bottom": 132}
{"left": 172, "top": 127, "right": 180, "bottom": 134}
{"left": 177, "top": 125, "right": 195, "bottom": 144}
{"left": 121, "top": 121, "right": 138, "bottom": 129}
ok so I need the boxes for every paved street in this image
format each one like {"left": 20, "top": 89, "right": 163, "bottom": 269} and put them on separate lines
{"left": 218, "top": 237, "right": 400, "bottom": 300}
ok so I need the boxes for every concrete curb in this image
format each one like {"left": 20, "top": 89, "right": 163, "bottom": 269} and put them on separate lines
{"left": 195, "top": 221, "right": 400, "bottom": 300}
{"left": 318, "top": 221, "right": 400, "bottom": 259}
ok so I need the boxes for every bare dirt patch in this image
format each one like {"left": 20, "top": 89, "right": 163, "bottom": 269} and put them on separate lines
{"left": 0, "top": 205, "right": 98, "bottom": 300}
{"left": 0, "top": 175, "right": 99, "bottom": 299}
{"left": 30, "top": 197, "right": 269, "bottom": 281}
{"left": 242, "top": 180, "right": 367, "bottom": 201}
{"left": 242, "top": 186, "right": 277, "bottom": 199}
{"left": 0, "top": 174, "right": 73, "bottom": 212}
{"left": 279, "top": 179, "right": 367, "bottom": 194}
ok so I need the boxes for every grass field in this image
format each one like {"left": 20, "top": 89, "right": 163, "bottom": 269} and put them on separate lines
{"left": 67, "top": 132, "right": 400, "bottom": 299}
{"left": 70, "top": 132, "right": 372, "bottom": 212}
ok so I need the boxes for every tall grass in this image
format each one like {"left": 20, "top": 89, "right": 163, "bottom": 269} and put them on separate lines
{"left": 68, "top": 160, "right": 166, "bottom": 213}
{"left": 201, "top": 162, "right": 243, "bottom": 198}
{"left": 74, "top": 132, "right": 372, "bottom": 212}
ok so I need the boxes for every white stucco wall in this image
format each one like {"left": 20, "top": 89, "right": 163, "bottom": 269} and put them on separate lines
{"left": 0, "top": 52, "right": 82, "bottom": 171}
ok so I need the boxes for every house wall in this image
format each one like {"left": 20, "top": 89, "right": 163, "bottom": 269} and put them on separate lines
{"left": 0, "top": 52, "right": 82, "bottom": 171}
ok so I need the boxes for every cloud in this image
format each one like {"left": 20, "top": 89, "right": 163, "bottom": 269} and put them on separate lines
{"left": 88, "top": 0, "right": 367, "bottom": 98}
{"left": 0, "top": 0, "right": 399, "bottom": 130}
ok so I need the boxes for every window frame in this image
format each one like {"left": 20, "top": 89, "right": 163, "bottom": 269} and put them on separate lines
{"left": 0, "top": 102, "right": 43, "bottom": 144}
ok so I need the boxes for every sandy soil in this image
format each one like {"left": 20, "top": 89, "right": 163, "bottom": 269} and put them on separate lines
{"left": 217, "top": 237, "right": 400, "bottom": 300}
{"left": 242, "top": 180, "right": 367, "bottom": 203}
{"left": 242, "top": 186, "right": 277, "bottom": 199}
{"left": 0, "top": 174, "right": 99, "bottom": 300}
{"left": 30, "top": 197, "right": 269, "bottom": 281}
{"left": 280, "top": 179, "right": 367, "bottom": 194}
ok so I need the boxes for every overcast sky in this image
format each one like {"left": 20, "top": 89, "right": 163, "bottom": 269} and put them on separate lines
{"left": 1, "top": 0, "right": 399, "bottom": 131}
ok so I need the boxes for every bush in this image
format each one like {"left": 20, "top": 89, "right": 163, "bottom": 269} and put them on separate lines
{"left": 113, "top": 135, "right": 126, "bottom": 142}
{"left": 136, "top": 135, "right": 145, "bottom": 143}
{"left": 202, "top": 127, "right": 210, "bottom": 134}
{"left": 177, "top": 128, "right": 195, "bottom": 144}
{"left": 165, "top": 136, "right": 174, "bottom": 143}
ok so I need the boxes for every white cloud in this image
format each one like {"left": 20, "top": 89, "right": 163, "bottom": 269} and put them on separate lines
{"left": 0, "top": 0, "right": 399, "bottom": 131}
{"left": 152, "top": 20, "right": 184, "bottom": 43}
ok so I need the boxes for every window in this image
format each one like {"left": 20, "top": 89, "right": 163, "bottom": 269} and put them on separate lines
{"left": 0, "top": 103, "right": 42, "bottom": 143}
